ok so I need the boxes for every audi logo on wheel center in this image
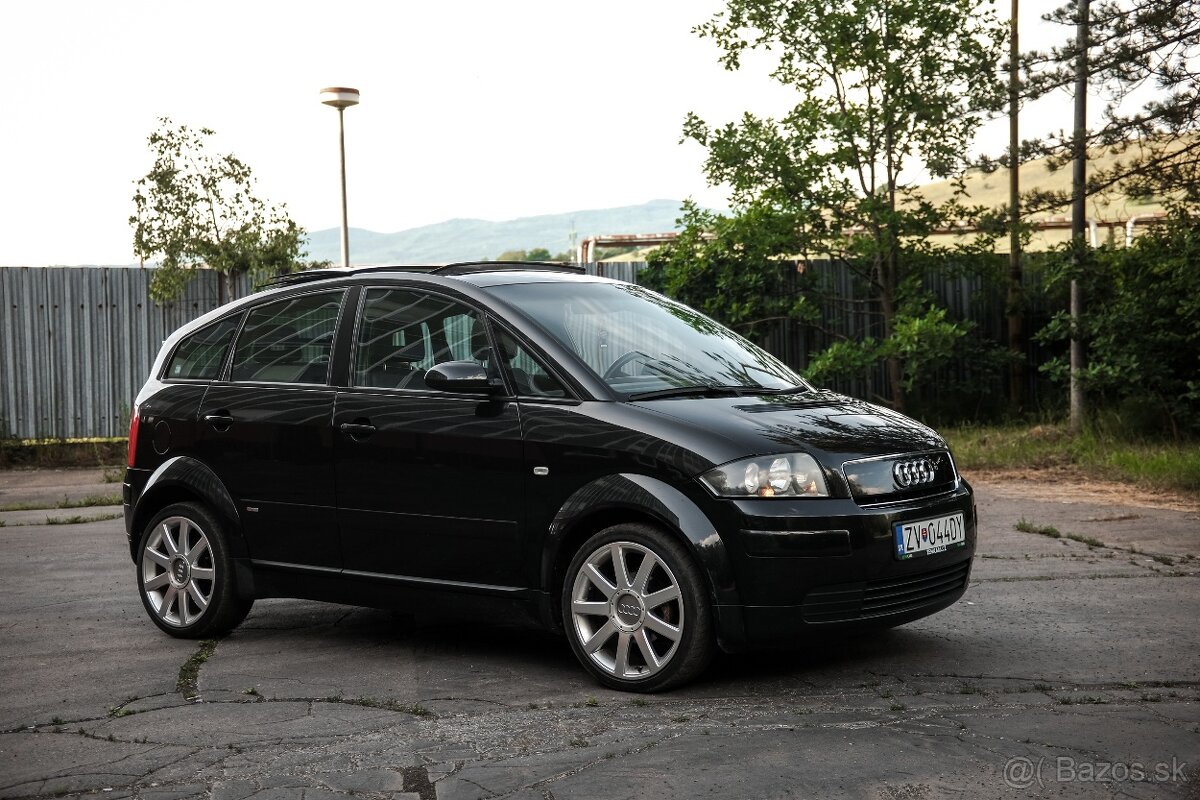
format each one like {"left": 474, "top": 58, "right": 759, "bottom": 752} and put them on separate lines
{"left": 892, "top": 456, "right": 942, "bottom": 488}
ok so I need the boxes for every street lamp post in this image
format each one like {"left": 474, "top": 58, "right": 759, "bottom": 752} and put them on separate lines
{"left": 320, "top": 87, "right": 360, "bottom": 268}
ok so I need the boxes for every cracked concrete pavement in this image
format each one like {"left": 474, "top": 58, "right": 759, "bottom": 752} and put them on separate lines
{"left": 1, "top": 467, "right": 1197, "bottom": 799}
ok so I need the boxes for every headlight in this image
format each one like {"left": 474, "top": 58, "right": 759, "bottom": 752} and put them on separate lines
{"left": 699, "top": 453, "right": 829, "bottom": 498}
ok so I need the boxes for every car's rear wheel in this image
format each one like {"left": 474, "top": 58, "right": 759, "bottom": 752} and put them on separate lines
{"left": 137, "top": 501, "right": 251, "bottom": 638}
{"left": 563, "top": 523, "right": 714, "bottom": 692}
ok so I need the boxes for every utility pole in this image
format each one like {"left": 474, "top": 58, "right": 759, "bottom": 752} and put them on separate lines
{"left": 1069, "top": 0, "right": 1090, "bottom": 434}
{"left": 1007, "top": 0, "right": 1024, "bottom": 412}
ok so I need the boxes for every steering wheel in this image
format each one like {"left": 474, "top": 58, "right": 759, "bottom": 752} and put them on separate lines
{"left": 602, "top": 350, "right": 655, "bottom": 380}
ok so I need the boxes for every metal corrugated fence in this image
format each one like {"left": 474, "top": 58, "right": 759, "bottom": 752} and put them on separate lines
{"left": 1, "top": 261, "right": 1039, "bottom": 439}
{"left": 1, "top": 267, "right": 251, "bottom": 440}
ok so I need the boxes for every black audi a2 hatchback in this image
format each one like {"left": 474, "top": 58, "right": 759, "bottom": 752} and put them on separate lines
{"left": 124, "top": 262, "right": 975, "bottom": 691}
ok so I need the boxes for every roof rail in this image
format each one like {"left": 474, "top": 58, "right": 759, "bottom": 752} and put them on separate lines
{"left": 434, "top": 261, "right": 585, "bottom": 275}
{"left": 264, "top": 265, "right": 438, "bottom": 287}
{"left": 263, "top": 261, "right": 583, "bottom": 287}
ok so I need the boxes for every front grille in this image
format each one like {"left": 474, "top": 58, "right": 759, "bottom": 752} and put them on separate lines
{"left": 842, "top": 450, "right": 958, "bottom": 505}
{"left": 801, "top": 560, "right": 971, "bottom": 623}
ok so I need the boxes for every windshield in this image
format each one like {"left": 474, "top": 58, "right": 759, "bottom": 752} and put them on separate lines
{"left": 485, "top": 281, "right": 809, "bottom": 397}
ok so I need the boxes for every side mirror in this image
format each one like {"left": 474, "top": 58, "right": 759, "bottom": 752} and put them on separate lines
{"left": 424, "top": 361, "right": 504, "bottom": 394}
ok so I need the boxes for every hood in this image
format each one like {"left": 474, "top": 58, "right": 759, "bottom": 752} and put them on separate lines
{"left": 630, "top": 389, "right": 945, "bottom": 468}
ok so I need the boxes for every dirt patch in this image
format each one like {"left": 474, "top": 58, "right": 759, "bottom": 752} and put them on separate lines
{"left": 965, "top": 467, "right": 1200, "bottom": 514}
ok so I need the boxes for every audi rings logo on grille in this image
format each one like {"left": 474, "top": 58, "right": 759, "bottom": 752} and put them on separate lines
{"left": 892, "top": 456, "right": 942, "bottom": 488}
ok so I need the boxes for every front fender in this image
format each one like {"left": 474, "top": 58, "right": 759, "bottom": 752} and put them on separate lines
{"left": 542, "top": 473, "right": 740, "bottom": 607}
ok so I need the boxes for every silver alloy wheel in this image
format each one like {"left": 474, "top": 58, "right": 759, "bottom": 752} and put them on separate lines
{"left": 570, "top": 541, "right": 684, "bottom": 681}
{"left": 140, "top": 515, "right": 216, "bottom": 627}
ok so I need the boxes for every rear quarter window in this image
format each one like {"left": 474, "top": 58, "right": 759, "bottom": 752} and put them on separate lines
{"left": 164, "top": 317, "right": 241, "bottom": 380}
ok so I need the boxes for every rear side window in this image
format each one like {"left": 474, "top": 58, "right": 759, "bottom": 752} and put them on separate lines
{"left": 230, "top": 291, "right": 344, "bottom": 384}
{"left": 164, "top": 317, "right": 240, "bottom": 380}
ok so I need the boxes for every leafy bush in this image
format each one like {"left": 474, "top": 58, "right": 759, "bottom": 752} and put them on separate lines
{"left": 1036, "top": 214, "right": 1200, "bottom": 437}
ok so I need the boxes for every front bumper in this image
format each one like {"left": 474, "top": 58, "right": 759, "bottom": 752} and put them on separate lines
{"left": 708, "top": 482, "right": 976, "bottom": 649}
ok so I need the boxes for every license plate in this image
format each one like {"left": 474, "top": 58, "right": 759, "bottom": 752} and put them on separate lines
{"left": 894, "top": 512, "right": 965, "bottom": 559}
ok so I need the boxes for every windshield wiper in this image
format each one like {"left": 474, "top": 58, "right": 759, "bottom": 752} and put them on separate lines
{"left": 628, "top": 385, "right": 751, "bottom": 401}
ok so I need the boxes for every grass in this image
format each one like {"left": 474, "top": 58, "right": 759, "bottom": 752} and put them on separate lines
{"left": 0, "top": 438, "right": 126, "bottom": 469}
{"left": 45, "top": 512, "right": 123, "bottom": 525}
{"left": 0, "top": 493, "right": 121, "bottom": 513}
{"left": 944, "top": 422, "right": 1200, "bottom": 497}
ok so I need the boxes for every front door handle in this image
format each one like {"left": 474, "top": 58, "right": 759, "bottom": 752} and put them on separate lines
{"left": 339, "top": 420, "right": 377, "bottom": 438}
{"left": 203, "top": 411, "right": 234, "bottom": 430}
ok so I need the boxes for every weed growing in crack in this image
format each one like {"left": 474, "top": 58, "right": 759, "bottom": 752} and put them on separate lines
{"left": 630, "top": 698, "right": 650, "bottom": 707}
{"left": 176, "top": 639, "right": 218, "bottom": 697}
{"left": 569, "top": 736, "right": 588, "bottom": 747}
{"left": 340, "top": 696, "right": 433, "bottom": 717}
{"left": 1015, "top": 518, "right": 1061, "bottom": 538}
{"left": 583, "top": 697, "right": 599, "bottom": 708}
{"left": 242, "top": 687, "right": 259, "bottom": 696}
{"left": 891, "top": 703, "right": 906, "bottom": 711}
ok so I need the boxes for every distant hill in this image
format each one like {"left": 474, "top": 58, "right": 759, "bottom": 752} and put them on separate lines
{"left": 304, "top": 199, "right": 689, "bottom": 264}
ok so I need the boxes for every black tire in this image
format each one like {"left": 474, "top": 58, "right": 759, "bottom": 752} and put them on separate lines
{"left": 562, "top": 523, "right": 715, "bottom": 692}
{"left": 135, "top": 501, "right": 252, "bottom": 638}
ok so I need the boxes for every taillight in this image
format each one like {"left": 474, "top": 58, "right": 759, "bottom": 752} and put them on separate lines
{"left": 127, "top": 406, "right": 140, "bottom": 467}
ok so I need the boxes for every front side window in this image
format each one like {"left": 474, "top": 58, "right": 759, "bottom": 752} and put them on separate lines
{"left": 164, "top": 316, "right": 240, "bottom": 380}
{"left": 230, "top": 291, "right": 344, "bottom": 384}
{"left": 354, "top": 288, "right": 494, "bottom": 391}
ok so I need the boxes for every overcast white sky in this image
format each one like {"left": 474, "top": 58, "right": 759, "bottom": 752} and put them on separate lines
{"left": 1, "top": 1, "right": 1074, "bottom": 266}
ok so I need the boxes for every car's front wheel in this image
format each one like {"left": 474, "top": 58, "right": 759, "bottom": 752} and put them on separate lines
{"left": 563, "top": 523, "right": 715, "bottom": 692}
{"left": 136, "top": 501, "right": 252, "bottom": 638}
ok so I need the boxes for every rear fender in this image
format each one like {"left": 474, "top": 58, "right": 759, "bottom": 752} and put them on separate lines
{"left": 130, "top": 456, "right": 254, "bottom": 596}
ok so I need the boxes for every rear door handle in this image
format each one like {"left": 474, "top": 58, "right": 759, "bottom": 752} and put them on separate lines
{"left": 339, "top": 421, "right": 377, "bottom": 438}
{"left": 203, "top": 411, "right": 234, "bottom": 430}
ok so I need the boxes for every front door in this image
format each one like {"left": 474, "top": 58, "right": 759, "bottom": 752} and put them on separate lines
{"left": 334, "top": 287, "right": 525, "bottom": 587}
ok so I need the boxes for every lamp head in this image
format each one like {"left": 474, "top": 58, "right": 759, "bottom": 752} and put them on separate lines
{"left": 320, "top": 87, "right": 360, "bottom": 109}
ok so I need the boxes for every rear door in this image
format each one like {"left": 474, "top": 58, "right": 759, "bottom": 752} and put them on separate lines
{"left": 196, "top": 288, "right": 347, "bottom": 570}
{"left": 333, "top": 286, "right": 526, "bottom": 587}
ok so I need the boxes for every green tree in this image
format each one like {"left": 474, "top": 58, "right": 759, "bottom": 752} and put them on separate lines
{"left": 660, "top": 0, "right": 1005, "bottom": 411}
{"left": 494, "top": 248, "right": 572, "bottom": 262}
{"left": 131, "top": 118, "right": 311, "bottom": 302}
{"left": 643, "top": 200, "right": 816, "bottom": 338}
{"left": 1011, "top": 1, "right": 1200, "bottom": 211}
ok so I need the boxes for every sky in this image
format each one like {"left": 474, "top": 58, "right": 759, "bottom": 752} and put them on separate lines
{"left": 2, "top": 1, "right": 1076, "bottom": 266}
